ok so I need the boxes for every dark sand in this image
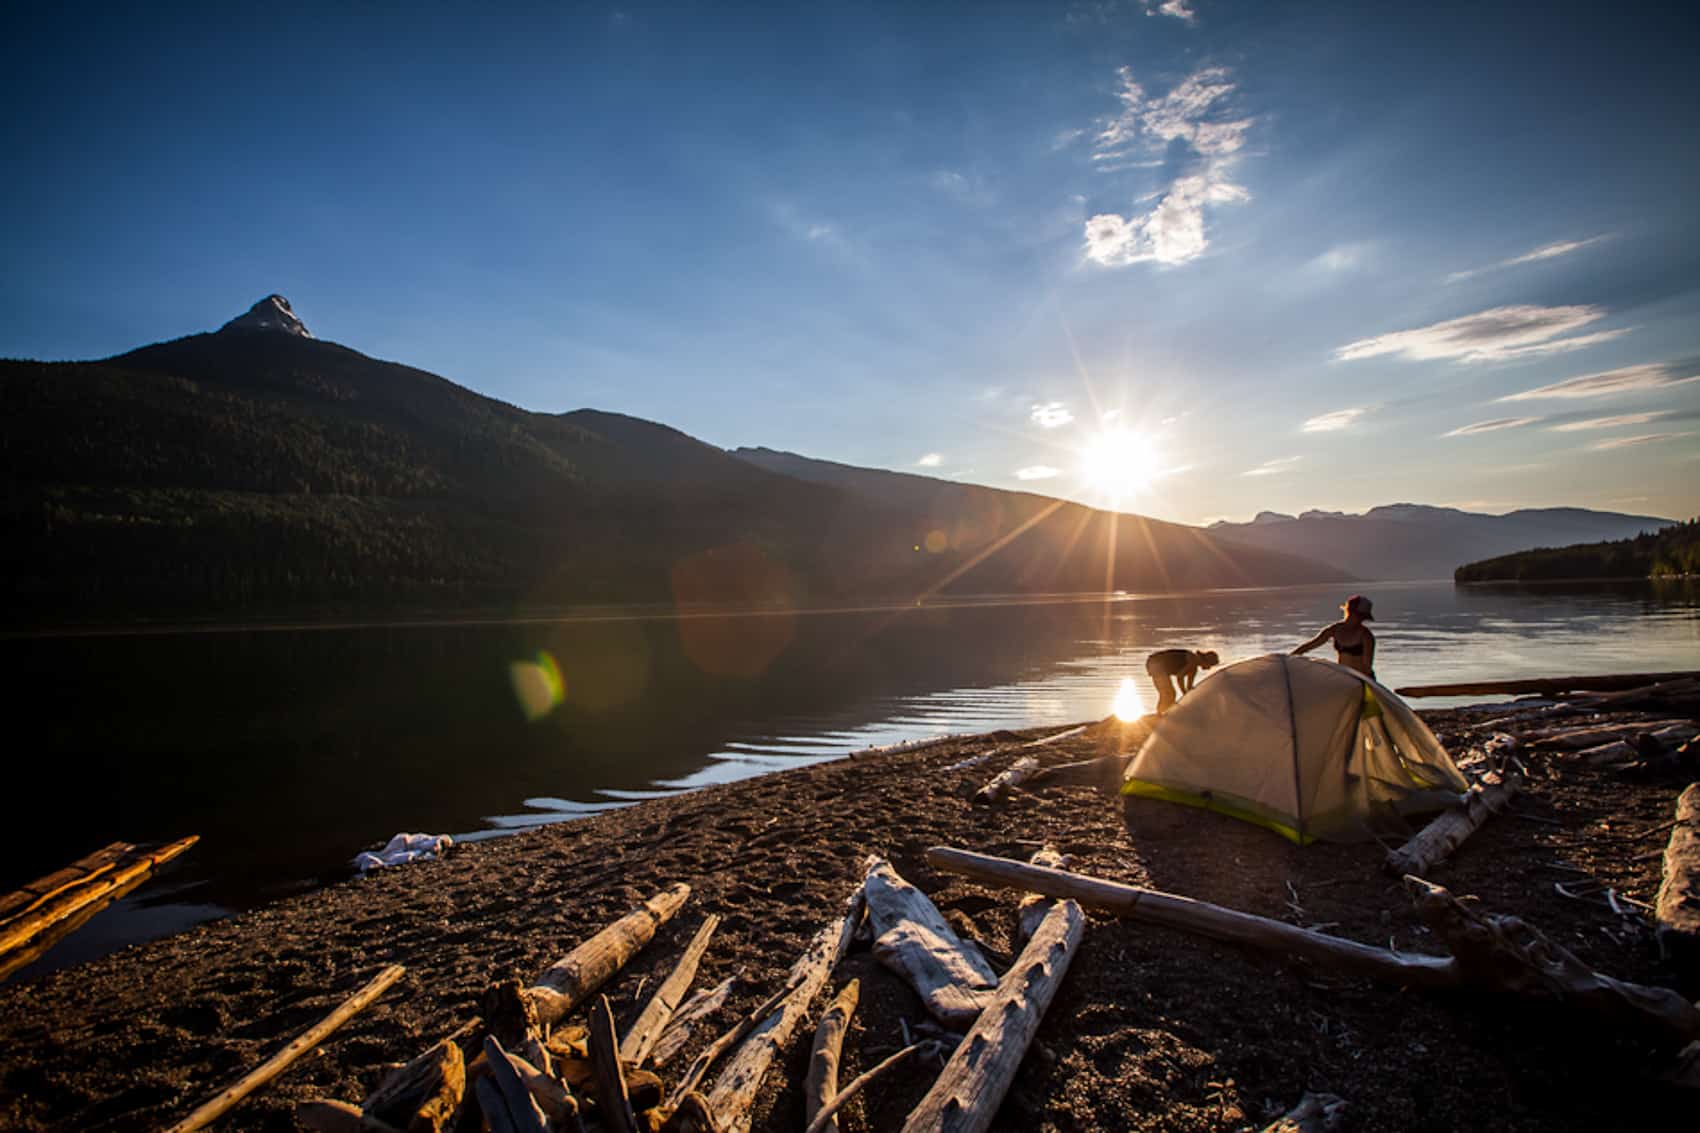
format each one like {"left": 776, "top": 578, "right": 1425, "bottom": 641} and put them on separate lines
{"left": 0, "top": 708, "right": 1693, "bottom": 1132}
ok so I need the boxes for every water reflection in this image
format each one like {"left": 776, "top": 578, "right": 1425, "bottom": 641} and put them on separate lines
{"left": 2, "top": 580, "right": 1694, "bottom": 975}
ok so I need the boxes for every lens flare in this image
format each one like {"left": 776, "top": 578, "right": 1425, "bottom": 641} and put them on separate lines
{"left": 509, "top": 651, "right": 565, "bottom": 722}
{"left": 1112, "top": 676, "right": 1145, "bottom": 722}
{"left": 1080, "top": 429, "right": 1163, "bottom": 500}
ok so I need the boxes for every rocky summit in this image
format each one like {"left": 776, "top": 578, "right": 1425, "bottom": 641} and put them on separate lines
{"left": 218, "top": 294, "right": 311, "bottom": 337}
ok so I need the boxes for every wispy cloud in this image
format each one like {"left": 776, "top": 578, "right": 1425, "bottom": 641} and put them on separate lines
{"left": 1549, "top": 411, "right": 1670, "bottom": 432}
{"left": 1015, "top": 465, "right": 1061, "bottom": 480}
{"left": 916, "top": 452, "right": 943, "bottom": 467}
{"left": 1442, "top": 416, "right": 1542, "bottom": 437}
{"left": 1030, "top": 401, "right": 1075, "bottom": 428}
{"left": 1446, "top": 234, "right": 1611, "bottom": 283}
{"left": 1302, "top": 407, "right": 1370, "bottom": 433}
{"left": 1154, "top": 0, "right": 1197, "bottom": 22}
{"left": 1588, "top": 432, "right": 1693, "bottom": 451}
{"left": 1084, "top": 65, "right": 1252, "bottom": 267}
{"left": 1498, "top": 361, "right": 1700, "bottom": 401}
{"left": 1335, "top": 305, "right": 1626, "bottom": 364}
{"left": 1241, "top": 456, "right": 1302, "bottom": 477}
{"left": 1309, "top": 243, "right": 1372, "bottom": 273}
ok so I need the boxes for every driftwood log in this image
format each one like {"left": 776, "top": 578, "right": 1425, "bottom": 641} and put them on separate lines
{"left": 360, "top": 1037, "right": 464, "bottom": 1133}
{"left": 864, "top": 856, "right": 998, "bottom": 1027}
{"left": 1656, "top": 783, "right": 1700, "bottom": 962}
{"left": 1018, "top": 848, "right": 1071, "bottom": 942}
{"left": 297, "top": 1099, "right": 403, "bottom": 1133}
{"left": 1521, "top": 720, "right": 1695, "bottom": 749}
{"left": 1396, "top": 671, "right": 1700, "bottom": 698}
{"left": 899, "top": 893, "right": 1086, "bottom": 1132}
{"left": 477, "top": 1037, "right": 549, "bottom": 1133}
{"left": 1384, "top": 772, "right": 1521, "bottom": 877}
{"left": 927, "top": 847, "right": 1700, "bottom": 1042}
{"left": 0, "top": 835, "right": 199, "bottom": 967}
{"left": 1261, "top": 1092, "right": 1346, "bottom": 1133}
{"left": 973, "top": 756, "right": 1041, "bottom": 804}
{"left": 804, "top": 979, "right": 860, "bottom": 1133}
{"left": 621, "top": 913, "right": 722, "bottom": 1064}
{"left": 527, "top": 883, "right": 692, "bottom": 1025}
{"left": 702, "top": 890, "right": 864, "bottom": 1133}
{"left": 1029, "top": 753, "right": 1131, "bottom": 793}
{"left": 651, "top": 975, "right": 738, "bottom": 1067}
{"left": 164, "top": 964, "right": 406, "bottom": 1133}
{"left": 589, "top": 995, "right": 640, "bottom": 1133}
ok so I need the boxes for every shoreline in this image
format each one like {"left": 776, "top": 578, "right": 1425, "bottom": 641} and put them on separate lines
{"left": 1, "top": 709, "right": 1692, "bottom": 1131}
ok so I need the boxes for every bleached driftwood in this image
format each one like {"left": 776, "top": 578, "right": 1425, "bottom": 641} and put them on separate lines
{"left": 1577, "top": 740, "right": 1640, "bottom": 766}
{"left": 701, "top": 890, "right": 865, "bottom": 1133}
{"left": 0, "top": 835, "right": 198, "bottom": 965}
{"left": 1521, "top": 720, "right": 1695, "bottom": 749}
{"left": 361, "top": 1037, "right": 464, "bottom": 1133}
{"left": 506, "top": 1051, "right": 582, "bottom": 1129}
{"left": 527, "top": 883, "right": 692, "bottom": 1025}
{"left": 928, "top": 846, "right": 1700, "bottom": 1042}
{"left": 1261, "top": 1092, "right": 1346, "bottom": 1133}
{"left": 864, "top": 856, "right": 998, "bottom": 1027}
{"left": 973, "top": 756, "right": 1041, "bottom": 804}
{"left": 589, "top": 995, "right": 640, "bottom": 1133}
{"left": 1018, "top": 848, "right": 1071, "bottom": 942}
{"left": 621, "top": 913, "right": 722, "bottom": 1064}
{"left": 1656, "top": 783, "right": 1700, "bottom": 961}
{"left": 1030, "top": 753, "right": 1131, "bottom": 792}
{"left": 807, "top": 1041, "right": 932, "bottom": 1133}
{"left": 477, "top": 1037, "right": 548, "bottom": 1133}
{"left": 899, "top": 893, "right": 1086, "bottom": 1132}
{"left": 164, "top": 964, "right": 406, "bottom": 1133}
{"left": 1022, "top": 723, "right": 1090, "bottom": 748}
{"left": 804, "top": 979, "right": 860, "bottom": 1133}
{"left": 1397, "top": 672, "right": 1700, "bottom": 698}
{"left": 1384, "top": 772, "right": 1521, "bottom": 878}
{"left": 1567, "top": 678, "right": 1700, "bottom": 711}
{"left": 652, "top": 975, "right": 738, "bottom": 1067}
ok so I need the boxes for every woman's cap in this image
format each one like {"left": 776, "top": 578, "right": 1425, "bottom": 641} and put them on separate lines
{"left": 1343, "top": 594, "right": 1375, "bottom": 620}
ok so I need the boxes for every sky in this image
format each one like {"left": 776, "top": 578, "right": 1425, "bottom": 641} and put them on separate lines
{"left": 4, "top": 0, "right": 1698, "bottom": 526}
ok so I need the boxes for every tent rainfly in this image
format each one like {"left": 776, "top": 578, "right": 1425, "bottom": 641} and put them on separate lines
{"left": 1121, "top": 654, "right": 1469, "bottom": 844}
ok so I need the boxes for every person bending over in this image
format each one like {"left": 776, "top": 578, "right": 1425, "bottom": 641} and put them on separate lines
{"left": 1293, "top": 594, "right": 1376, "bottom": 678}
{"left": 1145, "top": 648, "right": 1220, "bottom": 714}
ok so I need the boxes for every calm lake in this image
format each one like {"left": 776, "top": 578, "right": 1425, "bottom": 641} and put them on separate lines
{"left": 4, "top": 579, "right": 1696, "bottom": 978}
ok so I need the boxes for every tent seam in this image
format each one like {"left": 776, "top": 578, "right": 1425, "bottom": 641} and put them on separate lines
{"left": 1280, "top": 654, "right": 1305, "bottom": 840}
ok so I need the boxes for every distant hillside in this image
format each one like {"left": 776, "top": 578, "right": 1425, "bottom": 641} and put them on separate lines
{"left": 1207, "top": 503, "right": 1674, "bottom": 581}
{"left": 1456, "top": 519, "right": 1697, "bottom": 581}
{"left": 0, "top": 299, "right": 1345, "bottom": 623}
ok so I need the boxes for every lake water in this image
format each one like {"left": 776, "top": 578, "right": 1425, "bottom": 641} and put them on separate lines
{"left": 3, "top": 579, "right": 1695, "bottom": 978}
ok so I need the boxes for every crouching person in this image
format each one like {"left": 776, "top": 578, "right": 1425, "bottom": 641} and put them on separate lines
{"left": 1145, "top": 648, "right": 1220, "bottom": 715}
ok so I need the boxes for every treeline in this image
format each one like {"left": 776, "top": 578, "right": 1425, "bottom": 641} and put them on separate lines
{"left": 1455, "top": 519, "right": 1699, "bottom": 581}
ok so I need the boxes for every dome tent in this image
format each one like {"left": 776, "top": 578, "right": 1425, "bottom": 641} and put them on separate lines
{"left": 1121, "top": 654, "right": 1468, "bottom": 844}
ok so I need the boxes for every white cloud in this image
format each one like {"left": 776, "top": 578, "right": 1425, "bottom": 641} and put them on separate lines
{"left": 916, "top": 452, "right": 943, "bottom": 467}
{"left": 1302, "top": 407, "right": 1370, "bottom": 433}
{"left": 1549, "top": 411, "right": 1670, "bottom": 432}
{"left": 1052, "top": 127, "right": 1087, "bottom": 150}
{"left": 1030, "top": 401, "right": 1075, "bottom": 428}
{"left": 1446, "top": 234, "right": 1611, "bottom": 283}
{"left": 805, "top": 224, "right": 834, "bottom": 241}
{"left": 1588, "top": 432, "right": 1693, "bottom": 451}
{"left": 1157, "top": 0, "right": 1197, "bottom": 22}
{"left": 1442, "top": 416, "right": 1542, "bottom": 437}
{"left": 1498, "top": 362, "right": 1700, "bottom": 401}
{"left": 1015, "top": 465, "right": 1061, "bottom": 480}
{"left": 1335, "top": 305, "right": 1627, "bottom": 364}
{"left": 1083, "top": 66, "right": 1252, "bottom": 268}
{"left": 1241, "top": 456, "right": 1302, "bottom": 477}
{"left": 1309, "top": 243, "right": 1371, "bottom": 273}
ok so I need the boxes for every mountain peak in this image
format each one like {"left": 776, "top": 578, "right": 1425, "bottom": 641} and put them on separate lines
{"left": 219, "top": 294, "right": 311, "bottom": 338}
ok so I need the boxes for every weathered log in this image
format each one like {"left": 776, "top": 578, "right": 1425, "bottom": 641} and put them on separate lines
{"left": 163, "top": 964, "right": 406, "bottom": 1133}
{"left": 1029, "top": 753, "right": 1131, "bottom": 793}
{"left": 1018, "top": 848, "right": 1071, "bottom": 942}
{"left": 973, "top": 756, "right": 1041, "bottom": 804}
{"left": 479, "top": 1037, "right": 550, "bottom": 1133}
{"left": 1656, "top": 783, "right": 1700, "bottom": 962}
{"left": 527, "top": 883, "right": 692, "bottom": 1025}
{"left": 702, "top": 889, "right": 864, "bottom": 1133}
{"left": 806, "top": 1041, "right": 931, "bottom": 1133}
{"left": 804, "top": 979, "right": 860, "bottom": 1133}
{"left": 589, "top": 994, "right": 640, "bottom": 1133}
{"left": 1384, "top": 772, "right": 1521, "bottom": 878}
{"left": 1523, "top": 720, "right": 1695, "bottom": 749}
{"left": 1022, "top": 723, "right": 1090, "bottom": 747}
{"left": 0, "top": 835, "right": 198, "bottom": 960}
{"left": 926, "top": 847, "right": 1458, "bottom": 988}
{"left": 1408, "top": 876, "right": 1700, "bottom": 1042}
{"left": 1577, "top": 740, "right": 1639, "bottom": 766}
{"left": 1397, "top": 671, "right": 1700, "bottom": 698}
{"left": 506, "top": 1051, "right": 581, "bottom": 1129}
{"left": 362, "top": 1037, "right": 464, "bottom": 1133}
{"left": 864, "top": 856, "right": 998, "bottom": 1027}
{"left": 652, "top": 975, "right": 738, "bottom": 1067}
{"left": 0, "top": 840, "right": 134, "bottom": 923}
{"left": 621, "top": 913, "right": 722, "bottom": 1065}
{"left": 899, "top": 895, "right": 1086, "bottom": 1132}
{"left": 298, "top": 1099, "right": 403, "bottom": 1133}
{"left": 1261, "top": 1092, "right": 1346, "bottom": 1133}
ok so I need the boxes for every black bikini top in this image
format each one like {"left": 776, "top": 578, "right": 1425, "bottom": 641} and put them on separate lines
{"left": 1337, "top": 641, "right": 1364, "bottom": 656}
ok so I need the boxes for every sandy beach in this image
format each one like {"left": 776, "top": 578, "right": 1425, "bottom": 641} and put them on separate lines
{"left": 0, "top": 707, "right": 1691, "bottom": 1132}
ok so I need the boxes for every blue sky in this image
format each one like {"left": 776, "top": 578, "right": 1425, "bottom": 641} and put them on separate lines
{"left": 4, "top": 0, "right": 1698, "bottom": 525}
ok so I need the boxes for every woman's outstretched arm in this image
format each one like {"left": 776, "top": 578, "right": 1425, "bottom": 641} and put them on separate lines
{"left": 1292, "top": 624, "right": 1334, "bottom": 656}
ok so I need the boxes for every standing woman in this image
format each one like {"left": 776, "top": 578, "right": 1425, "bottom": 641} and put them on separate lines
{"left": 1293, "top": 595, "right": 1376, "bottom": 678}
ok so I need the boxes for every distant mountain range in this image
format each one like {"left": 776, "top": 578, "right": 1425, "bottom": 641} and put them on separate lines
{"left": 1208, "top": 504, "right": 1675, "bottom": 581}
{"left": 0, "top": 297, "right": 1346, "bottom": 622}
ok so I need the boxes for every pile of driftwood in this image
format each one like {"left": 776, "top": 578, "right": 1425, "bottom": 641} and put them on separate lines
{"left": 0, "top": 836, "right": 198, "bottom": 981}
{"left": 160, "top": 853, "right": 1090, "bottom": 1133}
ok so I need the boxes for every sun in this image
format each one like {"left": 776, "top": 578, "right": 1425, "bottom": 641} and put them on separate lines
{"left": 1079, "top": 428, "right": 1164, "bottom": 500}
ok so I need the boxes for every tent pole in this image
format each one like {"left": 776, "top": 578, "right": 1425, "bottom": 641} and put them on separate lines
{"left": 1280, "top": 656, "right": 1305, "bottom": 841}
